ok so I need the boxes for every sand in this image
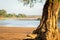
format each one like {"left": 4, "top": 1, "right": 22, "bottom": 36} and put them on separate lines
{"left": 0, "top": 27, "right": 60, "bottom": 40}
{"left": 0, "top": 27, "right": 36, "bottom": 40}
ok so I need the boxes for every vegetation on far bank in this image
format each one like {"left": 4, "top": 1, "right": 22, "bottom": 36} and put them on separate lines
{"left": 0, "top": 9, "right": 60, "bottom": 20}
{"left": 0, "top": 9, "right": 26, "bottom": 18}
{"left": 0, "top": 9, "right": 41, "bottom": 20}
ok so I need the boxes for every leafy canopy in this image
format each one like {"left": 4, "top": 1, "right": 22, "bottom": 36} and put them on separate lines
{"left": 18, "top": 0, "right": 43, "bottom": 7}
{"left": 0, "top": 9, "right": 7, "bottom": 16}
{"left": 18, "top": 0, "right": 60, "bottom": 7}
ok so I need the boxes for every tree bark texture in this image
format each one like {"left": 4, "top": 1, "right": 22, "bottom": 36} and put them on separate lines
{"left": 33, "top": 0, "right": 60, "bottom": 40}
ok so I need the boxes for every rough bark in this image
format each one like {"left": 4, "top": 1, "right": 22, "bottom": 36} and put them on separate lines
{"left": 24, "top": 0, "right": 60, "bottom": 40}
{"left": 32, "top": 0, "right": 60, "bottom": 40}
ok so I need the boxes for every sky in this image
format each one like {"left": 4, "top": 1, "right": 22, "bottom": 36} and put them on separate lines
{"left": 0, "top": 0, "right": 46, "bottom": 15}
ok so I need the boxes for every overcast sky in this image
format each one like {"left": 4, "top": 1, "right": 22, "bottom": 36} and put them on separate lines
{"left": 0, "top": 0, "right": 46, "bottom": 15}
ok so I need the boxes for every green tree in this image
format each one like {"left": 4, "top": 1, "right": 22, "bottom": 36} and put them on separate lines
{"left": 6, "top": 14, "right": 13, "bottom": 18}
{"left": 17, "top": 14, "right": 26, "bottom": 18}
{"left": 12, "top": 13, "right": 17, "bottom": 17}
{"left": 19, "top": 0, "right": 60, "bottom": 40}
{"left": 0, "top": 9, "right": 7, "bottom": 17}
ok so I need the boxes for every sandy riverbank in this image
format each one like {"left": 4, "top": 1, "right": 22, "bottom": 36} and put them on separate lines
{"left": 0, "top": 17, "right": 39, "bottom": 20}
{"left": 0, "top": 27, "right": 60, "bottom": 40}
{"left": 0, "top": 27, "right": 36, "bottom": 40}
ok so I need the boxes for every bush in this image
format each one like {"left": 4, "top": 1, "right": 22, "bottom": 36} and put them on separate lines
{"left": 37, "top": 18, "right": 41, "bottom": 20}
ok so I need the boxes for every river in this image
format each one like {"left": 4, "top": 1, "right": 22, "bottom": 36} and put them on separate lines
{"left": 0, "top": 19, "right": 60, "bottom": 27}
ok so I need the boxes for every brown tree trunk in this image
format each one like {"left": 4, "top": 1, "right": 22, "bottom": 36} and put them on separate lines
{"left": 33, "top": 0, "right": 60, "bottom": 40}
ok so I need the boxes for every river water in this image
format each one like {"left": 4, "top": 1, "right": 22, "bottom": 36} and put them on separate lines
{"left": 0, "top": 19, "right": 60, "bottom": 27}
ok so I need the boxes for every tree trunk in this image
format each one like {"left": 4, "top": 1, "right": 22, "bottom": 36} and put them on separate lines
{"left": 33, "top": 0, "right": 60, "bottom": 40}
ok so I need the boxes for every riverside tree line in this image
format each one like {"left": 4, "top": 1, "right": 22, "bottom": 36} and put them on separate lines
{"left": 0, "top": 9, "right": 26, "bottom": 18}
{"left": 0, "top": 9, "right": 60, "bottom": 19}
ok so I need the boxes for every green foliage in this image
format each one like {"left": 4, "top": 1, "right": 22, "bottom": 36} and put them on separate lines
{"left": 0, "top": 9, "right": 27, "bottom": 18}
{"left": 18, "top": 0, "right": 43, "bottom": 7}
{"left": 37, "top": 18, "right": 41, "bottom": 20}
{"left": 6, "top": 14, "right": 13, "bottom": 17}
{"left": 0, "top": 9, "right": 7, "bottom": 17}
{"left": 17, "top": 14, "right": 26, "bottom": 18}
{"left": 18, "top": 0, "right": 60, "bottom": 7}
{"left": 6, "top": 13, "right": 26, "bottom": 18}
